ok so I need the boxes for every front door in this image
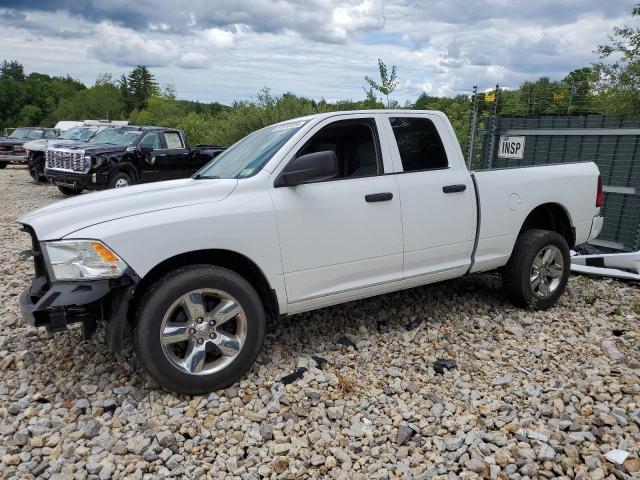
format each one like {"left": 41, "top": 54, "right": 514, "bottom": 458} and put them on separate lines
{"left": 269, "top": 116, "right": 403, "bottom": 306}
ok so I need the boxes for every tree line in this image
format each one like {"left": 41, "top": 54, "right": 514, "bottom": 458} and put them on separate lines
{"left": 0, "top": 4, "right": 637, "bottom": 147}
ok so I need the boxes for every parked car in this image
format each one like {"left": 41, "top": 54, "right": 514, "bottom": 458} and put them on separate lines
{"left": 44, "top": 125, "right": 225, "bottom": 195}
{"left": 0, "top": 127, "right": 59, "bottom": 168}
{"left": 18, "top": 110, "right": 603, "bottom": 394}
{"left": 25, "top": 124, "right": 109, "bottom": 182}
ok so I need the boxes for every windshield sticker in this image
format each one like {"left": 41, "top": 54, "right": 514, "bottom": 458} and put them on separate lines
{"left": 272, "top": 120, "right": 306, "bottom": 132}
{"left": 239, "top": 168, "right": 255, "bottom": 177}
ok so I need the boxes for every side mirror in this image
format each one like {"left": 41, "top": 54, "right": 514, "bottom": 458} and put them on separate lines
{"left": 274, "top": 150, "right": 338, "bottom": 188}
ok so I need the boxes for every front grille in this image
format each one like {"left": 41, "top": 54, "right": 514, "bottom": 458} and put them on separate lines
{"left": 0, "top": 145, "right": 12, "bottom": 151}
{"left": 46, "top": 149, "right": 87, "bottom": 173}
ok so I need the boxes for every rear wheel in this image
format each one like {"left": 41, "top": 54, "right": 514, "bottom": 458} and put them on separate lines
{"left": 108, "top": 171, "right": 133, "bottom": 189}
{"left": 134, "top": 265, "right": 266, "bottom": 394}
{"left": 502, "top": 229, "right": 570, "bottom": 310}
{"left": 57, "top": 185, "right": 82, "bottom": 196}
{"left": 0, "top": 162, "right": 7, "bottom": 169}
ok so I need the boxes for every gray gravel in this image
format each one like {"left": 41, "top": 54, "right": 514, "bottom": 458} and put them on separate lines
{"left": 1, "top": 165, "right": 639, "bottom": 479}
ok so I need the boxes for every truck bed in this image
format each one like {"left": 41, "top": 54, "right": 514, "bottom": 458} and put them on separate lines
{"left": 471, "top": 162, "right": 601, "bottom": 273}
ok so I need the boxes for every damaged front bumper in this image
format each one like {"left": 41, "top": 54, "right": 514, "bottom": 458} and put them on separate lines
{"left": 18, "top": 225, "right": 139, "bottom": 349}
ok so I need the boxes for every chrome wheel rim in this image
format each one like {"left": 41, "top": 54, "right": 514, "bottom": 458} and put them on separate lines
{"left": 114, "top": 178, "right": 129, "bottom": 188}
{"left": 159, "top": 289, "right": 247, "bottom": 376}
{"left": 530, "top": 245, "right": 564, "bottom": 298}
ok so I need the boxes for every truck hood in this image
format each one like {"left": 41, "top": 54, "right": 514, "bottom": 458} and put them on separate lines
{"left": 47, "top": 142, "right": 127, "bottom": 156}
{"left": 24, "top": 139, "right": 87, "bottom": 152}
{"left": 18, "top": 178, "right": 238, "bottom": 240}
{"left": 0, "top": 138, "right": 26, "bottom": 147}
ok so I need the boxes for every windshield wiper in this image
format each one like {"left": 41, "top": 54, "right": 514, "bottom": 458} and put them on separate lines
{"left": 194, "top": 173, "right": 220, "bottom": 180}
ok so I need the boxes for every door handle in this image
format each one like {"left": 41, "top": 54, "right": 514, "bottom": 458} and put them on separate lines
{"left": 442, "top": 184, "right": 467, "bottom": 193}
{"left": 365, "top": 192, "right": 393, "bottom": 202}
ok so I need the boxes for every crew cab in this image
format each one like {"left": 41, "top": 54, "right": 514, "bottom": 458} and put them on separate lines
{"left": 44, "top": 126, "right": 225, "bottom": 195}
{"left": 17, "top": 111, "right": 603, "bottom": 394}
{"left": 0, "top": 127, "right": 59, "bottom": 168}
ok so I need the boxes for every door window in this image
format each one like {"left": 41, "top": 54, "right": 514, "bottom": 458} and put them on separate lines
{"left": 389, "top": 117, "right": 448, "bottom": 172}
{"left": 140, "top": 132, "right": 161, "bottom": 150}
{"left": 164, "top": 131, "right": 184, "bottom": 149}
{"left": 295, "top": 119, "right": 381, "bottom": 179}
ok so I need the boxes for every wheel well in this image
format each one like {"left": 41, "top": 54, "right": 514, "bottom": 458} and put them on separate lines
{"left": 117, "top": 164, "right": 138, "bottom": 182}
{"left": 519, "top": 203, "right": 574, "bottom": 247}
{"left": 128, "top": 249, "right": 279, "bottom": 324}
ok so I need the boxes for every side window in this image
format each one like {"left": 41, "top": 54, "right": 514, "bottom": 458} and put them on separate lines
{"left": 45, "top": 130, "right": 57, "bottom": 139}
{"left": 296, "top": 119, "right": 380, "bottom": 179}
{"left": 140, "top": 132, "right": 161, "bottom": 150}
{"left": 164, "top": 131, "right": 184, "bottom": 149}
{"left": 389, "top": 117, "right": 448, "bottom": 172}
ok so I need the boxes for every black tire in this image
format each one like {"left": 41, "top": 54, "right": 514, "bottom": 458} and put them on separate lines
{"left": 29, "top": 167, "right": 45, "bottom": 182}
{"left": 57, "top": 185, "right": 82, "bottom": 195}
{"left": 502, "top": 229, "right": 570, "bottom": 310}
{"left": 0, "top": 162, "right": 7, "bottom": 169}
{"left": 108, "top": 171, "right": 133, "bottom": 189}
{"left": 134, "top": 265, "right": 266, "bottom": 394}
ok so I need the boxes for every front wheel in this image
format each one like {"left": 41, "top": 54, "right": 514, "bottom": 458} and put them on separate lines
{"left": 108, "top": 171, "right": 133, "bottom": 189}
{"left": 134, "top": 265, "right": 266, "bottom": 394}
{"left": 0, "top": 161, "right": 7, "bottom": 169}
{"left": 502, "top": 229, "right": 570, "bottom": 310}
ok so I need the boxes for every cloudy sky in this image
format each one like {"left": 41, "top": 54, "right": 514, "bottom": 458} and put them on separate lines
{"left": 0, "top": 1, "right": 637, "bottom": 104}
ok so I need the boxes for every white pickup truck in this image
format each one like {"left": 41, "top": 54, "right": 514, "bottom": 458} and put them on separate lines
{"left": 17, "top": 110, "right": 603, "bottom": 394}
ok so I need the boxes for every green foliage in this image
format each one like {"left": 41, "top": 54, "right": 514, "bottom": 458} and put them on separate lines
{"left": 414, "top": 93, "right": 471, "bottom": 148}
{"left": 0, "top": 60, "right": 86, "bottom": 128}
{"left": 364, "top": 59, "right": 399, "bottom": 107}
{"left": 593, "top": 3, "right": 640, "bottom": 115}
{"left": 123, "top": 65, "right": 158, "bottom": 113}
{"left": 129, "top": 86, "right": 384, "bottom": 146}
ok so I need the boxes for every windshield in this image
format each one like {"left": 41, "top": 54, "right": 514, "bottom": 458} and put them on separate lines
{"left": 89, "top": 128, "right": 141, "bottom": 146}
{"left": 10, "top": 128, "right": 43, "bottom": 140}
{"left": 59, "top": 127, "right": 96, "bottom": 141}
{"left": 195, "top": 120, "right": 307, "bottom": 179}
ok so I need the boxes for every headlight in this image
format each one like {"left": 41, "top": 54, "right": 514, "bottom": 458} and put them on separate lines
{"left": 43, "top": 240, "right": 128, "bottom": 281}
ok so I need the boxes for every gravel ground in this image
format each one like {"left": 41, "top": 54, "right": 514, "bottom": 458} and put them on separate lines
{"left": 0, "top": 165, "right": 639, "bottom": 480}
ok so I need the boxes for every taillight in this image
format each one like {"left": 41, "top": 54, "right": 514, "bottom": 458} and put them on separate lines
{"left": 596, "top": 176, "right": 603, "bottom": 208}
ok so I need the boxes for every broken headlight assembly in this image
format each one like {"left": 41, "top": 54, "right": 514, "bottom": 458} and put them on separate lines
{"left": 43, "top": 240, "right": 128, "bottom": 281}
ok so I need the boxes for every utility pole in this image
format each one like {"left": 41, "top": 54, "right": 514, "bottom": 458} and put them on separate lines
{"left": 466, "top": 85, "right": 479, "bottom": 169}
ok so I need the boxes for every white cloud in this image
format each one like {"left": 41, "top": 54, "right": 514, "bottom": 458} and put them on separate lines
{"left": 88, "top": 23, "right": 179, "bottom": 67}
{"left": 0, "top": 1, "right": 638, "bottom": 104}
{"left": 176, "top": 52, "right": 209, "bottom": 69}
{"left": 201, "top": 27, "right": 235, "bottom": 49}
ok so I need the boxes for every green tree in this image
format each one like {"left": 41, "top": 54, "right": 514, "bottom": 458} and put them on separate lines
{"left": 127, "top": 65, "right": 158, "bottom": 112}
{"left": 0, "top": 60, "right": 25, "bottom": 81}
{"left": 119, "top": 74, "right": 132, "bottom": 114}
{"left": 364, "top": 59, "right": 399, "bottom": 107}
{"left": 594, "top": 3, "right": 640, "bottom": 115}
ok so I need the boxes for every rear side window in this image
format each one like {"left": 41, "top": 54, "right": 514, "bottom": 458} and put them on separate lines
{"left": 164, "top": 132, "right": 184, "bottom": 149}
{"left": 389, "top": 117, "right": 448, "bottom": 172}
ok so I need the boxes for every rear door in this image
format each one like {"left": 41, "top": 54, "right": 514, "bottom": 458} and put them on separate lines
{"left": 161, "top": 131, "right": 192, "bottom": 178}
{"left": 269, "top": 115, "right": 404, "bottom": 306}
{"left": 382, "top": 114, "right": 476, "bottom": 278}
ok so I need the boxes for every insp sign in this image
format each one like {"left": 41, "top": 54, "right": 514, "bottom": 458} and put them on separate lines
{"left": 498, "top": 136, "right": 525, "bottom": 160}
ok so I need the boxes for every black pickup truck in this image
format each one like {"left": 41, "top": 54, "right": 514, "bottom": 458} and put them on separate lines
{"left": 44, "top": 126, "right": 225, "bottom": 195}
{"left": 0, "top": 127, "right": 58, "bottom": 168}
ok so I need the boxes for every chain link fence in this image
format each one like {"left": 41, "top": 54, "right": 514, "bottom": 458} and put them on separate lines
{"left": 467, "top": 85, "right": 640, "bottom": 251}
